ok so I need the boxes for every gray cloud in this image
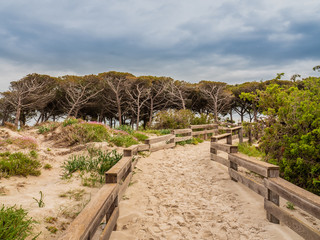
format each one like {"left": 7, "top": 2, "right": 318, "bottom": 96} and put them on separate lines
{"left": 0, "top": 0, "right": 320, "bottom": 91}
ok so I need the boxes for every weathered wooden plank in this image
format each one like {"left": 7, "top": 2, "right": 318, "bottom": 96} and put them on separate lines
{"left": 192, "top": 130, "right": 207, "bottom": 135}
{"left": 229, "top": 153, "right": 279, "bottom": 178}
{"left": 172, "top": 129, "right": 192, "bottom": 134}
{"left": 211, "top": 153, "right": 230, "bottom": 167}
{"left": 100, "top": 207, "right": 119, "bottom": 240}
{"left": 118, "top": 172, "right": 133, "bottom": 200}
{"left": 264, "top": 178, "right": 320, "bottom": 219}
{"left": 229, "top": 169, "right": 267, "bottom": 197}
{"left": 59, "top": 184, "right": 118, "bottom": 240}
{"left": 150, "top": 142, "right": 175, "bottom": 152}
{"left": 190, "top": 124, "right": 218, "bottom": 129}
{"left": 175, "top": 136, "right": 192, "bottom": 143}
{"left": 211, "top": 133, "right": 232, "bottom": 141}
{"left": 105, "top": 156, "right": 132, "bottom": 184}
{"left": 123, "top": 145, "right": 138, "bottom": 157}
{"left": 206, "top": 129, "right": 217, "bottom": 134}
{"left": 145, "top": 134, "right": 174, "bottom": 144}
{"left": 264, "top": 199, "right": 320, "bottom": 240}
{"left": 211, "top": 143, "right": 238, "bottom": 153}
{"left": 137, "top": 144, "right": 149, "bottom": 151}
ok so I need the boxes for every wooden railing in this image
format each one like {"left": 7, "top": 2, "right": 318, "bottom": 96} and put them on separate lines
{"left": 210, "top": 136, "right": 320, "bottom": 240}
{"left": 190, "top": 124, "right": 218, "bottom": 140}
{"left": 60, "top": 124, "right": 244, "bottom": 240}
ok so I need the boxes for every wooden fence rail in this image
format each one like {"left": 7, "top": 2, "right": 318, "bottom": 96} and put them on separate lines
{"left": 210, "top": 136, "right": 320, "bottom": 240}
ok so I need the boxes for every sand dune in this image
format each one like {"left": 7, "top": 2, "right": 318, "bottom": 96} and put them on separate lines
{"left": 110, "top": 141, "right": 302, "bottom": 240}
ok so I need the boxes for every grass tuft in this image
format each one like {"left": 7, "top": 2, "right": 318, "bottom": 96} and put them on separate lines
{"left": 0, "top": 152, "right": 41, "bottom": 178}
{"left": 0, "top": 204, "right": 40, "bottom": 239}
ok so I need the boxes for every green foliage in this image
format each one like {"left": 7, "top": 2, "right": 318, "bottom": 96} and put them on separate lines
{"left": 61, "top": 148, "right": 122, "bottom": 186}
{"left": 33, "top": 191, "right": 45, "bottom": 208}
{"left": 132, "top": 132, "right": 148, "bottom": 142}
{"left": 110, "top": 134, "right": 139, "bottom": 147}
{"left": 62, "top": 118, "right": 79, "bottom": 127}
{"left": 115, "top": 125, "right": 134, "bottom": 134}
{"left": 238, "top": 142, "right": 264, "bottom": 158}
{"left": 176, "top": 137, "right": 203, "bottom": 146}
{"left": 59, "top": 122, "right": 110, "bottom": 146}
{"left": 43, "top": 164, "right": 52, "bottom": 170}
{"left": 286, "top": 201, "right": 295, "bottom": 210}
{"left": 190, "top": 113, "right": 214, "bottom": 125}
{"left": 154, "top": 109, "right": 210, "bottom": 129}
{"left": 37, "top": 123, "right": 59, "bottom": 134}
{"left": 257, "top": 77, "right": 320, "bottom": 195}
{"left": 0, "top": 152, "right": 41, "bottom": 178}
{"left": 46, "top": 226, "right": 58, "bottom": 234}
{"left": 0, "top": 204, "right": 39, "bottom": 240}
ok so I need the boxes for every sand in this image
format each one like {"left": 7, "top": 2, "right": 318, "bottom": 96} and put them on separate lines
{"left": 110, "top": 141, "right": 303, "bottom": 240}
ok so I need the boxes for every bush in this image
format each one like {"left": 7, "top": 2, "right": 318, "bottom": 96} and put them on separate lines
{"left": 61, "top": 148, "right": 122, "bottom": 186}
{"left": 110, "top": 134, "right": 138, "bottom": 147}
{"left": 62, "top": 118, "right": 79, "bottom": 127}
{"left": 0, "top": 152, "right": 41, "bottom": 178}
{"left": 57, "top": 122, "right": 110, "bottom": 146}
{"left": 132, "top": 132, "right": 148, "bottom": 142}
{"left": 0, "top": 204, "right": 39, "bottom": 239}
{"left": 37, "top": 122, "right": 59, "bottom": 134}
{"left": 238, "top": 142, "right": 264, "bottom": 158}
{"left": 154, "top": 109, "right": 194, "bottom": 129}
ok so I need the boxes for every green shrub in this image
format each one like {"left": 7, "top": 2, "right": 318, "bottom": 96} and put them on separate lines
{"left": 176, "top": 137, "right": 204, "bottom": 146}
{"left": 62, "top": 118, "right": 79, "bottom": 127}
{"left": 37, "top": 123, "right": 59, "bottom": 134}
{"left": 132, "top": 132, "right": 148, "bottom": 142}
{"left": 141, "top": 129, "right": 171, "bottom": 135}
{"left": 61, "top": 149, "right": 122, "bottom": 185}
{"left": 115, "top": 125, "right": 134, "bottom": 134}
{"left": 0, "top": 204, "right": 40, "bottom": 240}
{"left": 110, "top": 135, "right": 138, "bottom": 147}
{"left": 238, "top": 142, "right": 264, "bottom": 158}
{"left": 58, "top": 122, "right": 110, "bottom": 146}
{"left": 0, "top": 152, "right": 41, "bottom": 178}
{"left": 154, "top": 109, "right": 194, "bottom": 129}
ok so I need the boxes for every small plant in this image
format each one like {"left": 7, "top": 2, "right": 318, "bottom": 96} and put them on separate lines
{"left": 0, "top": 151, "right": 41, "bottom": 178}
{"left": 0, "top": 204, "right": 40, "bottom": 239}
{"left": 62, "top": 118, "right": 79, "bottom": 127}
{"left": 46, "top": 226, "right": 58, "bottom": 234}
{"left": 61, "top": 148, "right": 122, "bottom": 186}
{"left": 238, "top": 142, "right": 264, "bottom": 158}
{"left": 110, "top": 134, "right": 138, "bottom": 147}
{"left": 286, "top": 201, "right": 295, "bottom": 210}
{"left": 45, "top": 216, "right": 57, "bottom": 224}
{"left": 33, "top": 191, "right": 45, "bottom": 208}
{"left": 43, "top": 164, "right": 52, "bottom": 170}
{"left": 132, "top": 132, "right": 148, "bottom": 142}
{"left": 29, "top": 150, "right": 38, "bottom": 158}
{"left": 59, "top": 189, "right": 86, "bottom": 201}
{"left": 47, "top": 148, "right": 51, "bottom": 151}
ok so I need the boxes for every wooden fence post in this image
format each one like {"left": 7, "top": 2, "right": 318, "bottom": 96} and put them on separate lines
{"left": 226, "top": 129, "right": 232, "bottom": 144}
{"left": 238, "top": 127, "right": 243, "bottom": 143}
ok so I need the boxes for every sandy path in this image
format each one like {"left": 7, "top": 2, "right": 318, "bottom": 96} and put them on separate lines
{"left": 110, "top": 141, "right": 302, "bottom": 240}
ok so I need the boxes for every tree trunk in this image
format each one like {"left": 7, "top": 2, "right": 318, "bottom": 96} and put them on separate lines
{"left": 15, "top": 105, "right": 21, "bottom": 128}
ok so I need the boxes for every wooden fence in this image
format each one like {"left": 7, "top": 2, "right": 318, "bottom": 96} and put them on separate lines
{"left": 60, "top": 124, "right": 243, "bottom": 240}
{"left": 210, "top": 134, "right": 320, "bottom": 240}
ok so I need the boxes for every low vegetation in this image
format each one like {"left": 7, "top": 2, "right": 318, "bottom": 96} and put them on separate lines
{"left": 238, "top": 142, "right": 264, "bottom": 158}
{"left": 61, "top": 148, "right": 122, "bottom": 187}
{"left": 0, "top": 204, "right": 39, "bottom": 240}
{"left": 0, "top": 151, "right": 41, "bottom": 178}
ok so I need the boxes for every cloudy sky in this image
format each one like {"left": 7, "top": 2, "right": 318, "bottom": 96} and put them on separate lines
{"left": 1, "top": 0, "right": 320, "bottom": 91}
